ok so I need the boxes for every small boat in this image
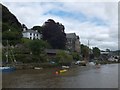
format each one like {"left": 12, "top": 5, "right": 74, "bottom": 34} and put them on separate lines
{"left": 0, "top": 66, "right": 15, "bottom": 72}
{"left": 62, "top": 66, "right": 69, "bottom": 69}
{"left": 59, "top": 69, "right": 67, "bottom": 73}
{"left": 88, "top": 62, "right": 95, "bottom": 66}
{"left": 1, "top": 40, "right": 16, "bottom": 72}
{"left": 34, "top": 67, "right": 43, "bottom": 70}
{"left": 75, "top": 61, "right": 86, "bottom": 66}
{"left": 55, "top": 69, "right": 67, "bottom": 75}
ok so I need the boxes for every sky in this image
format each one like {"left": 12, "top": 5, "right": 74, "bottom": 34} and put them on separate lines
{"left": 1, "top": 0, "right": 119, "bottom": 51}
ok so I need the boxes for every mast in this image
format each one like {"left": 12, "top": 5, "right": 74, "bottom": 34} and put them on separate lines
{"left": 88, "top": 40, "right": 90, "bottom": 62}
{"left": 6, "top": 40, "right": 9, "bottom": 63}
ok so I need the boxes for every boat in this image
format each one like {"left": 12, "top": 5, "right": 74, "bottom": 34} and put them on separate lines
{"left": 88, "top": 62, "right": 95, "bottom": 66}
{"left": 1, "top": 40, "right": 16, "bottom": 72}
{"left": 34, "top": 67, "right": 43, "bottom": 70}
{"left": 59, "top": 69, "right": 67, "bottom": 73}
{"left": 75, "top": 61, "right": 86, "bottom": 66}
{"left": 62, "top": 66, "right": 69, "bottom": 69}
{"left": 0, "top": 66, "right": 15, "bottom": 72}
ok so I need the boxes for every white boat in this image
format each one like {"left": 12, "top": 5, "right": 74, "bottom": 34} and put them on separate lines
{"left": 88, "top": 62, "right": 95, "bottom": 66}
{"left": 62, "top": 66, "right": 70, "bottom": 69}
{"left": 34, "top": 67, "right": 43, "bottom": 70}
{"left": 75, "top": 61, "right": 86, "bottom": 66}
{"left": 0, "top": 67, "right": 10, "bottom": 69}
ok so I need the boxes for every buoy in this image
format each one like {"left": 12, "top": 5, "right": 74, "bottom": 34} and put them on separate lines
{"left": 55, "top": 71, "right": 59, "bottom": 75}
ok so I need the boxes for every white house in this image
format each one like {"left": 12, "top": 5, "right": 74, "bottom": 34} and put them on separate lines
{"left": 22, "top": 28, "right": 41, "bottom": 40}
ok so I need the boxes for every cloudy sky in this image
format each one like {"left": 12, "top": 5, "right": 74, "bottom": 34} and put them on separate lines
{"left": 1, "top": 0, "right": 118, "bottom": 51}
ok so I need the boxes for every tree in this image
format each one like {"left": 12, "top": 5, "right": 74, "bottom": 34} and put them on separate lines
{"left": 2, "top": 4, "right": 23, "bottom": 46}
{"left": 92, "top": 47, "right": 100, "bottom": 58}
{"left": 31, "top": 26, "right": 42, "bottom": 34}
{"left": 42, "top": 19, "right": 67, "bottom": 49}
{"left": 28, "top": 40, "right": 50, "bottom": 55}
{"left": 55, "top": 50, "right": 73, "bottom": 65}
{"left": 72, "top": 52, "right": 80, "bottom": 61}
{"left": 80, "top": 44, "right": 89, "bottom": 61}
{"left": 2, "top": 26, "right": 22, "bottom": 46}
{"left": 106, "top": 49, "right": 110, "bottom": 52}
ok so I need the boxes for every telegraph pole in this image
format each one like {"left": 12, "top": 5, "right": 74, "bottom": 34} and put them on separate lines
{"left": 88, "top": 40, "right": 90, "bottom": 62}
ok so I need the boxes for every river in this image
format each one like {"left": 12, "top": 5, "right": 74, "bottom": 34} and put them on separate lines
{"left": 2, "top": 64, "right": 118, "bottom": 88}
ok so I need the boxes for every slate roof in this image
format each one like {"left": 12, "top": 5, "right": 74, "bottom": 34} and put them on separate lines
{"left": 66, "top": 33, "right": 76, "bottom": 39}
{"left": 22, "top": 29, "right": 40, "bottom": 34}
{"left": 45, "top": 49, "right": 69, "bottom": 54}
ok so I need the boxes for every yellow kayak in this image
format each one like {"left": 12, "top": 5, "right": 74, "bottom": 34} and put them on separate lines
{"left": 59, "top": 69, "right": 67, "bottom": 73}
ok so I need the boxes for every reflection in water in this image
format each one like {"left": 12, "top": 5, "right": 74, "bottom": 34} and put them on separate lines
{"left": 2, "top": 64, "right": 118, "bottom": 88}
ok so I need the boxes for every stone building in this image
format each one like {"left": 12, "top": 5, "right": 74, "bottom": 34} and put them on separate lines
{"left": 66, "top": 33, "right": 80, "bottom": 53}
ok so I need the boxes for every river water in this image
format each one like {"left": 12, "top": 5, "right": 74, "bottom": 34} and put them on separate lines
{"left": 2, "top": 64, "right": 118, "bottom": 88}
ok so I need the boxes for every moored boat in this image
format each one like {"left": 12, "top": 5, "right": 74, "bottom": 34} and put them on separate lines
{"left": 59, "top": 69, "right": 67, "bottom": 73}
{"left": 34, "top": 67, "right": 43, "bottom": 70}
{"left": 0, "top": 66, "right": 15, "bottom": 72}
{"left": 62, "top": 66, "right": 69, "bottom": 69}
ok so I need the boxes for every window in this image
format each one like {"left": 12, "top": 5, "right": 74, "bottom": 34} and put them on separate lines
{"left": 30, "top": 33, "right": 32, "bottom": 35}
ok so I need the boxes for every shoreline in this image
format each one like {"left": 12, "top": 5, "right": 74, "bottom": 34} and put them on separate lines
{"left": 2, "top": 62, "right": 119, "bottom": 70}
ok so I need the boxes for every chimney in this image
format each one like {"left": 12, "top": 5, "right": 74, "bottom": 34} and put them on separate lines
{"left": 23, "top": 27, "right": 26, "bottom": 31}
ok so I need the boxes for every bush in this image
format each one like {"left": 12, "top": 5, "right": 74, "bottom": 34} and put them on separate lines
{"left": 55, "top": 50, "right": 73, "bottom": 65}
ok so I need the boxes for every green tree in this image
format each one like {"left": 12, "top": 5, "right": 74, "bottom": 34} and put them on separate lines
{"left": 80, "top": 44, "right": 89, "bottom": 61}
{"left": 2, "top": 27, "right": 22, "bottom": 46}
{"left": 72, "top": 52, "right": 80, "bottom": 61}
{"left": 31, "top": 26, "right": 42, "bottom": 34}
{"left": 2, "top": 4, "right": 22, "bottom": 46}
{"left": 106, "top": 49, "right": 110, "bottom": 52}
{"left": 29, "top": 40, "right": 50, "bottom": 55}
{"left": 92, "top": 47, "right": 100, "bottom": 58}
{"left": 55, "top": 50, "right": 73, "bottom": 65}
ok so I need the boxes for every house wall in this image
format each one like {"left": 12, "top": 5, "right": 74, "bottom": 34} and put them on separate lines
{"left": 22, "top": 32, "right": 41, "bottom": 40}
{"left": 66, "top": 37, "right": 80, "bottom": 53}
{"left": 66, "top": 38, "right": 76, "bottom": 52}
{"left": 75, "top": 39, "right": 80, "bottom": 53}
{"left": 23, "top": 32, "right": 30, "bottom": 39}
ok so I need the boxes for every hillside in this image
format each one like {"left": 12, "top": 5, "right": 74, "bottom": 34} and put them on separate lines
{"left": 2, "top": 3, "right": 22, "bottom": 31}
{"left": 1, "top": 4, "right": 23, "bottom": 46}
